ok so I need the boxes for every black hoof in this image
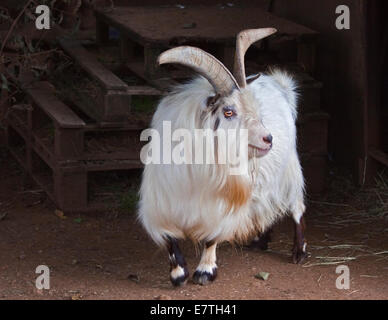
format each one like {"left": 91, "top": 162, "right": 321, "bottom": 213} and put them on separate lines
{"left": 170, "top": 266, "right": 189, "bottom": 287}
{"left": 292, "top": 246, "right": 308, "bottom": 264}
{"left": 192, "top": 268, "right": 217, "bottom": 286}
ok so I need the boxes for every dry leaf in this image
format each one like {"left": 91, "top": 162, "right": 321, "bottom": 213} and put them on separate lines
{"left": 54, "top": 209, "right": 66, "bottom": 219}
{"left": 154, "top": 294, "right": 171, "bottom": 300}
{"left": 255, "top": 272, "right": 270, "bottom": 281}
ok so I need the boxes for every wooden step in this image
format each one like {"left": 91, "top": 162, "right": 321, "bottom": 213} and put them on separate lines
{"left": 59, "top": 38, "right": 128, "bottom": 91}
{"left": 26, "top": 82, "right": 86, "bottom": 129}
{"left": 59, "top": 39, "right": 163, "bottom": 123}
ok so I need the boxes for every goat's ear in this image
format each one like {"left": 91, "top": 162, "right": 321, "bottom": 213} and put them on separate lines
{"left": 246, "top": 73, "right": 261, "bottom": 85}
{"left": 206, "top": 94, "right": 220, "bottom": 107}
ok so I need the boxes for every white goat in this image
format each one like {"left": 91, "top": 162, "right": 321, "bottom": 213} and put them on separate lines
{"left": 138, "top": 28, "right": 306, "bottom": 286}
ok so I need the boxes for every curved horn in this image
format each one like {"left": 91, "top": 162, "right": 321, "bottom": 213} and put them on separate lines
{"left": 233, "top": 28, "right": 277, "bottom": 88}
{"left": 158, "top": 46, "right": 239, "bottom": 96}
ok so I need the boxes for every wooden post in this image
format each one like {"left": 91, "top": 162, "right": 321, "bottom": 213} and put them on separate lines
{"left": 144, "top": 44, "right": 162, "bottom": 80}
{"left": 297, "top": 39, "right": 316, "bottom": 74}
{"left": 54, "top": 167, "right": 88, "bottom": 211}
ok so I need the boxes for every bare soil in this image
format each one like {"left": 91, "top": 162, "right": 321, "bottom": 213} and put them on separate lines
{"left": 0, "top": 150, "right": 387, "bottom": 300}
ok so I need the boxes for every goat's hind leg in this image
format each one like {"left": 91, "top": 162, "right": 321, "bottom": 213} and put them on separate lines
{"left": 249, "top": 227, "right": 273, "bottom": 251}
{"left": 291, "top": 203, "right": 308, "bottom": 264}
{"left": 167, "top": 237, "right": 189, "bottom": 286}
{"left": 193, "top": 241, "right": 218, "bottom": 285}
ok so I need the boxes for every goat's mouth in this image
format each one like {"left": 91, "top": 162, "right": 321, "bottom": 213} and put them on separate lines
{"left": 249, "top": 144, "right": 272, "bottom": 157}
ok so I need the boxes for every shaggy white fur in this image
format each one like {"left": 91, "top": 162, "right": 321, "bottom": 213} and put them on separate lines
{"left": 138, "top": 70, "right": 305, "bottom": 247}
{"left": 249, "top": 70, "right": 305, "bottom": 232}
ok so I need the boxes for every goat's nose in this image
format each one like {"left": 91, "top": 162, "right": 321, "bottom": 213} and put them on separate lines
{"left": 263, "top": 134, "right": 273, "bottom": 144}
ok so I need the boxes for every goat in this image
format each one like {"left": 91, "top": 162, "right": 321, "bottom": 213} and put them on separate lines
{"left": 138, "top": 28, "right": 307, "bottom": 286}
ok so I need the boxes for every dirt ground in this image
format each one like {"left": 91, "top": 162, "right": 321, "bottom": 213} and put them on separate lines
{"left": 0, "top": 149, "right": 387, "bottom": 300}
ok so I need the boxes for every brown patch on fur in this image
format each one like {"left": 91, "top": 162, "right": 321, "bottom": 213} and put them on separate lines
{"left": 220, "top": 175, "right": 251, "bottom": 213}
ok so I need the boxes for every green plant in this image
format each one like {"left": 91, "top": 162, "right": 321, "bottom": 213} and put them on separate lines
{"left": 118, "top": 189, "right": 139, "bottom": 213}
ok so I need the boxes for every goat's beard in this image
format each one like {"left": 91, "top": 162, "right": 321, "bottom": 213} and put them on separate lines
{"left": 248, "top": 146, "right": 265, "bottom": 159}
{"left": 248, "top": 147, "right": 258, "bottom": 159}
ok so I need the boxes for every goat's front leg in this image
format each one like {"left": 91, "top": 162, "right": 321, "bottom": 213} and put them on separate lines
{"left": 167, "top": 237, "right": 189, "bottom": 286}
{"left": 292, "top": 212, "right": 307, "bottom": 264}
{"left": 193, "top": 241, "right": 217, "bottom": 285}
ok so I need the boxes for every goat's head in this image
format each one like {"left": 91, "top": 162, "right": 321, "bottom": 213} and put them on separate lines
{"left": 157, "top": 28, "right": 277, "bottom": 159}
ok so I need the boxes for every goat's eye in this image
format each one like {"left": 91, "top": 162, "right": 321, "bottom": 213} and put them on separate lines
{"left": 223, "top": 107, "right": 236, "bottom": 119}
